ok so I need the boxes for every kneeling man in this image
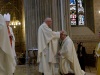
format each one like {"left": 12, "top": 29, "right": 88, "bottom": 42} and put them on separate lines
{"left": 59, "top": 31, "right": 85, "bottom": 75}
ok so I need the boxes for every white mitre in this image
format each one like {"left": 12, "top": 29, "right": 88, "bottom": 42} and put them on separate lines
{"left": 4, "top": 13, "right": 10, "bottom": 21}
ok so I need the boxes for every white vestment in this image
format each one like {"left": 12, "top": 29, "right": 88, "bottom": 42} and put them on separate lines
{"left": 8, "top": 26, "right": 16, "bottom": 57}
{"left": 0, "top": 14, "right": 16, "bottom": 75}
{"left": 37, "top": 22, "right": 60, "bottom": 75}
{"left": 60, "top": 36, "right": 85, "bottom": 75}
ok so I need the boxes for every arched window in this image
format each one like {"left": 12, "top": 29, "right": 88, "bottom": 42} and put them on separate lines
{"left": 70, "top": 0, "right": 85, "bottom": 26}
{"left": 70, "top": 0, "right": 95, "bottom": 32}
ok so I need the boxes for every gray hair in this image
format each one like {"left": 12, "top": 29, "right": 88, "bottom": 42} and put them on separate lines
{"left": 44, "top": 17, "right": 52, "bottom": 22}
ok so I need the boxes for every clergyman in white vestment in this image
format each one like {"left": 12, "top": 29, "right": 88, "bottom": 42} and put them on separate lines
{"left": 4, "top": 13, "right": 16, "bottom": 58}
{"left": 8, "top": 26, "right": 16, "bottom": 57}
{"left": 0, "top": 14, "right": 16, "bottom": 75}
{"left": 59, "top": 32, "right": 85, "bottom": 75}
{"left": 37, "top": 18, "right": 62, "bottom": 75}
{"left": 4, "top": 13, "right": 16, "bottom": 74}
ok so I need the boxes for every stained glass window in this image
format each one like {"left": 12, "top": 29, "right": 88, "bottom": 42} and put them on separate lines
{"left": 70, "top": 0, "right": 85, "bottom": 26}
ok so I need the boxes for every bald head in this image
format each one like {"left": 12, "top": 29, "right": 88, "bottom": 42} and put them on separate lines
{"left": 63, "top": 30, "right": 67, "bottom": 35}
{"left": 44, "top": 18, "right": 52, "bottom": 27}
{"left": 45, "top": 18, "right": 52, "bottom": 22}
{"left": 60, "top": 30, "right": 67, "bottom": 40}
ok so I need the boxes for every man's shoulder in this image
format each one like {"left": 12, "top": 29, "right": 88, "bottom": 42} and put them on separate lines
{"left": 38, "top": 23, "right": 45, "bottom": 32}
{"left": 39, "top": 23, "right": 48, "bottom": 30}
{"left": 65, "top": 37, "right": 73, "bottom": 44}
{"left": 39, "top": 23, "right": 45, "bottom": 27}
{"left": 66, "top": 36, "right": 72, "bottom": 41}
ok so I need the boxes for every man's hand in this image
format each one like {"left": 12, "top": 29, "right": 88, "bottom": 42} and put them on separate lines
{"left": 9, "top": 34, "right": 13, "bottom": 39}
{"left": 58, "top": 51, "right": 61, "bottom": 56}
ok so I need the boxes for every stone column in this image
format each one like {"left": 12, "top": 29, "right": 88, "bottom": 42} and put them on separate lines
{"left": 64, "top": 0, "right": 71, "bottom": 36}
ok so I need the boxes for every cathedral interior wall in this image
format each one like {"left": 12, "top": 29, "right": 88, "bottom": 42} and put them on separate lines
{"left": 71, "top": 0, "right": 100, "bottom": 53}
